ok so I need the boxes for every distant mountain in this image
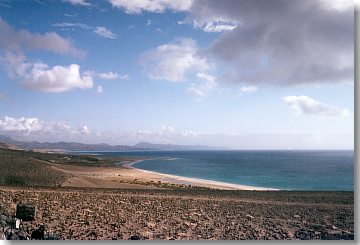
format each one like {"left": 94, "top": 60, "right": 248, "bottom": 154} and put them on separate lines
{"left": 0, "top": 135, "right": 217, "bottom": 152}
{"left": 133, "top": 141, "right": 215, "bottom": 151}
{"left": 0, "top": 135, "right": 136, "bottom": 151}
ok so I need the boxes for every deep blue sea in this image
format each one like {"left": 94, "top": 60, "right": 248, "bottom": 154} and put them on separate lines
{"left": 87, "top": 150, "right": 354, "bottom": 191}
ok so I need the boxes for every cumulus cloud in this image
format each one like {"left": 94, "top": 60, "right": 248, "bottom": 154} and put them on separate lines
{"left": 108, "top": 0, "right": 192, "bottom": 14}
{"left": 0, "top": 17, "right": 85, "bottom": 58}
{"left": 283, "top": 95, "right": 349, "bottom": 116}
{"left": 0, "top": 116, "right": 90, "bottom": 136}
{"left": 140, "top": 38, "right": 209, "bottom": 82}
{"left": 1, "top": 53, "right": 93, "bottom": 93}
{"left": 187, "top": 0, "right": 353, "bottom": 86}
{"left": 63, "top": 0, "right": 91, "bottom": 6}
{"left": 22, "top": 63, "right": 93, "bottom": 93}
{"left": 53, "top": 22, "right": 117, "bottom": 39}
{"left": 0, "top": 116, "right": 43, "bottom": 133}
{"left": 187, "top": 73, "right": 217, "bottom": 97}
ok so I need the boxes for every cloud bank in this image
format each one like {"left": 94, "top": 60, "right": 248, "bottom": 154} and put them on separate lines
{"left": 188, "top": 0, "right": 353, "bottom": 86}
{"left": 0, "top": 116, "right": 90, "bottom": 136}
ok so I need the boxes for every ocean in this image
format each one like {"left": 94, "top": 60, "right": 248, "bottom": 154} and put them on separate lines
{"left": 91, "top": 150, "right": 354, "bottom": 191}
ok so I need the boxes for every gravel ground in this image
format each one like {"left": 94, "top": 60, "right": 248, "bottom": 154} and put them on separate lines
{"left": 0, "top": 187, "right": 354, "bottom": 240}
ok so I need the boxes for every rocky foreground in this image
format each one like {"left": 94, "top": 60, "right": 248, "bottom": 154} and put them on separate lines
{"left": 0, "top": 187, "right": 354, "bottom": 240}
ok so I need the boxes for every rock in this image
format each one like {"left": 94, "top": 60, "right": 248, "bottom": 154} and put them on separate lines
{"left": 0, "top": 215, "right": 7, "bottom": 221}
{"left": 31, "top": 225, "right": 45, "bottom": 240}
{"left": 86, "top": 230, "right": 97, "bottom": 237}
{"left": 0, "top": 220, "right": 7, "bottom": 227}
{"left": 129, "top": 235, "right": 141, "bottom": 240}
{"left": 245, "top": 214, "right": 254, "bottom": 220}
{"left": 18, "top": 231, "right": 29, "bottom": 240}
{"left": 309, "top": 223, "right": 324, "bottom": 230}
{"left": 147, "top": 222, "right": 156, "bottom": 228}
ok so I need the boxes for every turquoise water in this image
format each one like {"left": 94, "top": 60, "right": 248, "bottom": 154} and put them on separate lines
{"left": 89, "top": 150, "right": 354, "bottom": 191}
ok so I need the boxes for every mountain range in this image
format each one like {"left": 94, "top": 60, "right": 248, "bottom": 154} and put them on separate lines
{"left": 0, "top": 135, "right": 216, "bottom": 151}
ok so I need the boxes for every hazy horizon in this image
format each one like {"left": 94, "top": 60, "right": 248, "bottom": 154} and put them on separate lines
{"left": 0, "top": 0, "right": 354, "bottom": 150}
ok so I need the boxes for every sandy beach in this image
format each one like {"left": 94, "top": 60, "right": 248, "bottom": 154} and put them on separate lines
{"left": 50, "top": 159, "right": 276, "bottom": 191}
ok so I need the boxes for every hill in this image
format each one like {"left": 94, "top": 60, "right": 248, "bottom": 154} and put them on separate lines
{"left": 0, "top": 135, "right": 216, "bottom": 151}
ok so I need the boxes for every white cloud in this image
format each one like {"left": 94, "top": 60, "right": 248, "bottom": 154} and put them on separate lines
{"left": 0, "top": 116, "right": 43, "bottom": 133}
{"left": 97, "top": 85, "right": 103, "bottom": 94}
{"left": 0, "top": 17, "right": 85, "bottom": 58}
{"left": 239, "top": 86, "right": 258, "bottom": 94}
{"left": 53, "top": 22, "right": 117, "bottom": 39}
{"left": 94, "top": 26, "right": 117, "bottom": 39}
{"left": 97, "top": 72, "right": 118, "bottom": 80}
{"left": 181, "top": 130, "right": 198, "bottom": 137}
{"left": 283, "top": 95, "right": 349, "bottom": 116}
{"left": 0, "top": 53, "right": 93, "bottom": 93}
{"left": 108, "top": 0, "right": 192, "bottom": 14}
{"left": 187, "top": 72, "right": 217, "bottom": 97}
{"left": 0, "top": 116, "right": 90, "bottom": 137}
{"left": 81, "top": 125, "right": 90, "bottom": 135}
{"left": 135, "top": 126, "right": 200, "bottom": 143}
{"left": 64, "top": 0, "right": 91, "bottom": 6}
{"left": 85, "top": 71, "right": 128, "bottom": 80}
{"left": 23, "top": 63, "right": 92, "bottom": 93}
{"left": 140, "top": 38, "right": 209, "bottom": 82}
{"left": 53, "top": 22, "right": 92, "bottom": 30}
{"left": 318, "top": 0, "right": 353, "bottom": 12}
{"left": 194, "top": 19, "right": 238, "bottom": 33}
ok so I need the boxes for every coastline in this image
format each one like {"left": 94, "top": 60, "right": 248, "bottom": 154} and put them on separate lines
{"left": 123, "top": 159, "right": 278, "bottom": 191}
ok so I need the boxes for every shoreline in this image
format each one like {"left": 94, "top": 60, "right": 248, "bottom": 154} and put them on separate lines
{"left": 123, "top": 159, "right": 279, "bottom": 191}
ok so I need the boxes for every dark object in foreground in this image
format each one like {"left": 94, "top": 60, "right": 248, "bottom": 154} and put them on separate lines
{"left": 129, "top": 235, "right": 141, "bottom": 240}
{"left": 31, "top": 225, "right": 45, "bottom": 240}
{"left": 16, "top": 204, "right": 35, "bottom": 221}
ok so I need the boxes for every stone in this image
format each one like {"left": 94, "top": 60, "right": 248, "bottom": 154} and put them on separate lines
{"left": 0, "top": 215, "right": 7, "bottom": 221}
{"left": 245, "top": 214, "right": 254, "bottom": 220}
{"left": 18, "top": 231, "right": 29, "bottom": 240}
{"left": 129, "top": 235, "right": 141, "bottom": 240}
{"left": 309, "top": 223, "right": 324, "bottom": 230}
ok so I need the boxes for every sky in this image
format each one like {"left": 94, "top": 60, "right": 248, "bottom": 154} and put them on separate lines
{"left": 0, "top": 0, "right": 354, "bottom": 149}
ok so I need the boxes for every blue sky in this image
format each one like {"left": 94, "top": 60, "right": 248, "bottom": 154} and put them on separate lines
{"left": 0, "top": 0, "right": 354, "bottom": 149}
